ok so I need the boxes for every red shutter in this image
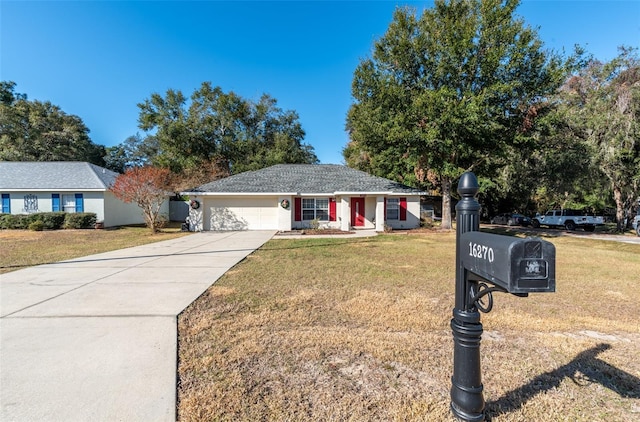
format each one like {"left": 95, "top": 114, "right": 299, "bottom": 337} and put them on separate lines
{"left": 329, "top": 198, "right": 336, "bottom": 221}
{"left": 294, "top": 197, "right": 302, "bottom": 221}
{"left": 400, "top": 197, "right": 407, "bottom": 221}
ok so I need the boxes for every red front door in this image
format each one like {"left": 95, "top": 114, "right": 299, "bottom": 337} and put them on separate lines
{"left": 351, "top": 197, "right": 365, "bottom": 227}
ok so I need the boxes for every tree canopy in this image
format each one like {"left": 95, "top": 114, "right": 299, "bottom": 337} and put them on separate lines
{"left": 557, "top": 47, "right": 640, "bottom": 230}
{"left": 136, "top": 82, "right": 318, "bottom": 182}
{"left": 0, "top": 81, "right": 106, "bottom": 165}
{"left": 104, "top": 133, "right": 160, "bottom": 173}
{"left": 478, "top": 47, "right": 640, "bottom": 230}
{"left": 345, "top": 0, "right": 569, "bottom": 228}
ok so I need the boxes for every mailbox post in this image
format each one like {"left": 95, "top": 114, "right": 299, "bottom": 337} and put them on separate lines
{"left": 450, "top": 172, "right": 556, "bottom": 421}
{"left": 451, "top": 172, "right": 484, "bottom": 422}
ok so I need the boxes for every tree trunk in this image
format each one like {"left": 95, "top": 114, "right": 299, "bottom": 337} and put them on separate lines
{"left": 441, "top": 177, "right": 453, "bottom": 230}
{"left": 613, "top": 186, "right": 625, "bottom": 232}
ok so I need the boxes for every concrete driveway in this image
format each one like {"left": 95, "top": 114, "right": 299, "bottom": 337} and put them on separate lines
{"left": 0, "top": 231, "right": 275, "bottom": 422}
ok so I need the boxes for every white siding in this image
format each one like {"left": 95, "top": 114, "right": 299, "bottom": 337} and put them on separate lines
{"left": 0, "top": 190, "right": 169, "bottom": 228}
{"left": 277, "top": 196, "right": 293, "bottom": 231}
{"left": 385, "top": 196, "right": 421, "bottom": 230}
{"left": 363, "top": 197, "right": 377, "bottom": 229}
{"left": 102, "top": 191, "right": 147, "bottom": 227}
{"left": 82, "top": 192, "right": 106, "bottom": 222}
{"left": 191, "top": 194, "right": 422, "bottom": 232}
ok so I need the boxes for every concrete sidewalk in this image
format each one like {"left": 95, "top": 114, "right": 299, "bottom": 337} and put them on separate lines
{"left": 0, "top": 231, "right": 275, "bottom": 422}
{"left": 273, "top": 229, "right": 378, "bottom": 239}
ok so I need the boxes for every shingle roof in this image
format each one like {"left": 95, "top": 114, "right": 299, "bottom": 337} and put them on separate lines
{"left": 190, "top": 164, "right": 424, "bottom": 195}
{"left": 0, "top": 162, "right": 119, "bottom": 190}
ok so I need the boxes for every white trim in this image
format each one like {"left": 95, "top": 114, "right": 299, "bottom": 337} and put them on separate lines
{"left": 333, "top": 191, "right": 422, "bottom": 196}
{"left": 0, "top": 188, "right": 107, "bottom": 192}
{"left": 334, "top": 191, "right": 392, "bottom": 196}
{"left": 217, "top": 192, "right": 398, "bottom": 198}
{"left": 183, "top": 191, "right": 424, "bottom": 197}
{"left": 182, "top": 192, "right": 298, "bottom": 197}
{"left": 297, "top": 193, "right": 334, "bottom": 197}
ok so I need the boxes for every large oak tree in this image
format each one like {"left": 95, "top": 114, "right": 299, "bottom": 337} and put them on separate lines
{"left": 345, "top": 0, "right": 567, "bottom": 228}
{"left": 137, "top": 82, "right": 317, "bottom": 183}
{"left": 0, "top": 81, "right": 105, "bottom": 165}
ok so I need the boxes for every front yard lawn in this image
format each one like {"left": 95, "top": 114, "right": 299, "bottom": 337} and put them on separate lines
{"left": 178, "top": 231, "right": 640, "bottom": 421}
{"left": 0, "top": 225, "right": 190, "bottom": 274}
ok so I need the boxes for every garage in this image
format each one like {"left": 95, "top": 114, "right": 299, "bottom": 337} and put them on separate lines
{"left": 203, "top": 196, "right": 279, "bottom": 230}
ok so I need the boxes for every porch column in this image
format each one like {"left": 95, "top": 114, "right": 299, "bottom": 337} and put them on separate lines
{"left": 375, "top": 196, "right": 385, "bottom": 232}
{"left": 341, "top": 196, "right": 350, "bottom": 231}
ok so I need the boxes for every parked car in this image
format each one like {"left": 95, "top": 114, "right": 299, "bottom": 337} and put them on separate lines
{"left": 633, "top": 210, "right": 640, "bottom": 236}
{"left": 532, "top": 209, "right": 604, "bottom": 231}
{"left": 490, "top": 213, "right": 531, "bottom": 227}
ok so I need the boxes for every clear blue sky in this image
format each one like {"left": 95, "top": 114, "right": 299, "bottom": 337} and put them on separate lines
{"left": 2, "top": 1, "right": 638, "bottom": 165}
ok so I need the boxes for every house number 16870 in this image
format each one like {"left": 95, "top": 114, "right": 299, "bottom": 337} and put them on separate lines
{"left": 468, "top": 242, "right": 494, "bottom": 263}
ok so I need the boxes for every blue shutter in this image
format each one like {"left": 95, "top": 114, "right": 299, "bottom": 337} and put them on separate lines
{"left": 75, "top": 194, "right": 84, "bottom": 212}
{"left": 52, "top": 194, "right": 60, "bottom": 212}
{"left": 1, "top": 194, "right": 10, "bottom": 213}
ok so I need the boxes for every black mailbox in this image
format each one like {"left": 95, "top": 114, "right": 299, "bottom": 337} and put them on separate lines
{"left": 460, "top": 232, "right": 555, "bottom": 294}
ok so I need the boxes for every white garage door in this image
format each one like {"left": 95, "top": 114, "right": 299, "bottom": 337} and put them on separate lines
{"left": 204, "top": 197, "right": 278, "bottom": 230}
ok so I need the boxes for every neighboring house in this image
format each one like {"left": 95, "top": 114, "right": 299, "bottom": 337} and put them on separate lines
{"left": 183, "top": 164, "right": 425, "bottom": 232}
{"left": 0, "top": 161, "right": 165, "bottom": 227}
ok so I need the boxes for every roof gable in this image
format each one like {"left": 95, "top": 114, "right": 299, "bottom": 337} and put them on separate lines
{"left": 0, "top": 162, "right": 119, "bottom": 190}
{"left": 190, "top": 164, "right": 424, "bottom": 195}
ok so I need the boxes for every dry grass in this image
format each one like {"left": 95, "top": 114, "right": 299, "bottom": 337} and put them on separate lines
{"left": 177, "top": 231, "right": 640, "bottom": 421}
{"left": 0, "top": 225, "right": 190, "bottom": 274}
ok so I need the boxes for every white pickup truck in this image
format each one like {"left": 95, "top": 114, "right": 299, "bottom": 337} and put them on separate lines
{"left": 531, "top": 209, "right": 604, "bottom": 232}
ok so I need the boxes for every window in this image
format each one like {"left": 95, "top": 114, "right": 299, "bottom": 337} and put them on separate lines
{"left": 386, "top": 198, "right": 399, "bottom": 220}
{"left": 302, "top": 198, "right": 315, "bottom": 220}
{"left": 23, "top": 194, "right": 38, "bottom": 213}
{"left": 301, "top": 198, "right": 329, "bottom": 221}
{"left": 1, "top": 194, "right": 9, "bottom": 213}
{"left": 386, "top": 197, "right": 407, "bottom": 221}
{"left": 63, "top": 194, "right": 84, "bottom": 213}
{"left": 316, "top": 199, "right": 329, "bottom": 220}
{"left": 63, "top": 195, "right": 75, "bottom": 213}
{"left": 295, "top": 197, "right": 336, "bottom": 222}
